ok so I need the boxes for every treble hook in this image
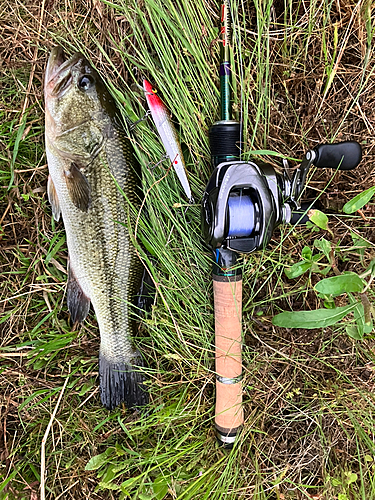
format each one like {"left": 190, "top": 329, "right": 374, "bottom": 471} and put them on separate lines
{"left": 130, "top": 110, "right": 152, "bottom": 131}
{"left": 147, "top": 153, "right": 169, "bottom": 171}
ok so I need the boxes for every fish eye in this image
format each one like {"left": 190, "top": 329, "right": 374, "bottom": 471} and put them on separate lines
{"left": 78, "top": 75, "right": 94, "bottom": 91}
{"left": 152, "top": 88, "right": 157, "bottom": 93}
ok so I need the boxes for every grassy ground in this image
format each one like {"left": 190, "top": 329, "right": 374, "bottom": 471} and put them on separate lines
{"left": 1, "top": 0, "right": 375, "bottom": 498}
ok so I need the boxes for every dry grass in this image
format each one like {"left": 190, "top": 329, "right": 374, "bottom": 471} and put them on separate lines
{"left": 1, "top": 0, "right": 375, "bottom": 498}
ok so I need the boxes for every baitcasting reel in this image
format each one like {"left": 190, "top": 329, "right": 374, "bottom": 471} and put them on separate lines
{"left": 202, "top": 137, "right": 362, "bottom": 254}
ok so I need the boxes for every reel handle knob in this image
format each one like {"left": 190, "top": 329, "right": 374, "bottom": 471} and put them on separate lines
{"left": 313, "top": 141, "right": 362, "bottom": 170}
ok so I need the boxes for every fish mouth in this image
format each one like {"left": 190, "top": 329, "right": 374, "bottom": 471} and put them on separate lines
{"left": 45, "top": 46, "right": 82, "bottom": 97}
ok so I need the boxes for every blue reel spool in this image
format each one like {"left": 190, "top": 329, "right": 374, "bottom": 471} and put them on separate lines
{"left": 227, "top": 193, "right": 255, "bottom": 238}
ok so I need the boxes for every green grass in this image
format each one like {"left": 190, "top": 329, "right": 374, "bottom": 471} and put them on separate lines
{"left": 1, "top": 0, "right": 375, "bottom": 498}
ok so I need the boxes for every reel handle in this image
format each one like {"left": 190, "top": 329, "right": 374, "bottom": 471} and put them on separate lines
{"left": 313, "top": 141, "right": 362, "bottom": 170}
{"left": 213, "top": 273, "right": 244, "bottom": 447}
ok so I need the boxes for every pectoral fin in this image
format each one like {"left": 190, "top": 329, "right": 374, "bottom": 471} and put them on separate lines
{"left": 64, "top": 162, "right": 91, "bottom": 212}
{"left": 47, "top": 175, "right": 61, "bottom": 221}
{"left": 67, "top": 262, "right": 90, "bottom": 323}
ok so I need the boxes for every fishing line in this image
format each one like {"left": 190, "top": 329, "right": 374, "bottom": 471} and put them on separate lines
{"left": 230, "top": 0, "right": 244, "bottom": 158}
{"left": 225, "top": 0, "right": 254, "bottom": 238}
{"left": 227, "top": 192, "right": 255, "bottom": 237}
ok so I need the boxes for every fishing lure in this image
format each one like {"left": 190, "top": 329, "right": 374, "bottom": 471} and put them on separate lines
{"left": 143, "top": 79, "right": 193, "bottom": 203}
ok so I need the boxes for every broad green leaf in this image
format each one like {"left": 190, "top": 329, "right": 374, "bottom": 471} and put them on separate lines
{"left": 351, "top": 232, "right": 371, "bottom": 248}
{"left": 314, "top": 238, "right": 331, "bottom": 260}
{"left": 115, "top": 443, "right": 128, "bottom": 456}
{"left": 343, "top": 186, "right": 375, "bottom": 214}
{"left": 306, "top": 221, "right": 320, "bottom": 232}
{"left": 153, "top": 476, "right": 169, "bottom": 500}
{"left": 338, "top": 494, "right": 348, "bottom": 500}
{"left": 85, "top": 449, "right": 114, "bottom": 471}
{"left": 312, "top": 253, "right": 323, "bottom": 262}
{"left": 113, "top": 461, "right": 133, "bottom": 474}
{"left": 272, "top": 304, "right": 355, "bottom": 329}
{"left": 346, "top": 325, "right": 362, "bottom": 340}
{"left": 285, "top": 261, "right": 312, "bottom": 279}
{"left": 302, "top": 246, "right": 312, "bottom": 260}
{"left": 349, "top": 232, "right": 371, "bottom": 264}
{"left": 345, "top": 472, "right": 358, "bottom": 485}
{"left": 365, "top": 258, "right": 375, "bottom": 276}
{"left": 331, "top": 478, "right": 341, "bottom": 487}
{"left": 315, "top": 273, "right": 364, "bottom": 296}
{"left": 319, "top": 265, "right": 331, "bottom": 276}
{"left": 78, "top": 382, "right": 94, "bottom": 396}
{"left": 308, "top": 209, "right": 328, "bottom": 230}
{"left": 99, "top": 481, "right": 122, "bottom": 491}
{"left": 365, "top": 322, "right": 374, "bottom": 334}
{"left": 101, "top": 465, "right": 116, "bottom": 485}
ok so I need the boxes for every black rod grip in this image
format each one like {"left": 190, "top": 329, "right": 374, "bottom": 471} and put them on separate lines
{"left": 313, "top": 141, "right": 362, "bottom": 170}
{"left": 209, "top": 121, "right": 242, "bottom": 168}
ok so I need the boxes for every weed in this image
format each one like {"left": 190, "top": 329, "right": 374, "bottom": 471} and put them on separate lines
{"left": 1, "top": 0, "right": 375, "bottom": 498}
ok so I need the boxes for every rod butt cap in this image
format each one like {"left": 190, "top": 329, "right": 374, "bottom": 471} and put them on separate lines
{"left": 215, "top": 425, "right": 242, "bottom": 448}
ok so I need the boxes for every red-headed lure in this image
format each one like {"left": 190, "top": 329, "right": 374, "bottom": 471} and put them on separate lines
{"left": 143, "top": 79, "right": 193, "bottom": 203}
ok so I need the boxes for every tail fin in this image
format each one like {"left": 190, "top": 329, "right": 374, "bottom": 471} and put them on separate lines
{"left": 99, "top": 353, "right": 149, "bottom": 410}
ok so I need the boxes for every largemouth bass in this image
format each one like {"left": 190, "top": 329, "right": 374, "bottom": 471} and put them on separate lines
{"left": 44, "top": 46, "right": 148, "bottom": 410}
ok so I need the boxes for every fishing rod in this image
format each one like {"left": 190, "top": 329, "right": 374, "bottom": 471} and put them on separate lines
{"left": 201, "top": 1, "right": 362, "bottom": 448}
{"left": 202, "top": 0, "right": 244, "bottom": 448}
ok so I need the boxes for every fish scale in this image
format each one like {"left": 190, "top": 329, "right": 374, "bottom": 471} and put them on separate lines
{"left": 45, "top": 47, "right": 148, "bottom": 410}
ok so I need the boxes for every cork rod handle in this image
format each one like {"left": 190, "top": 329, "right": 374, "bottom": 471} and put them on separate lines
{"left": 213, "top": 274, "right": 244, "bottom": 447}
